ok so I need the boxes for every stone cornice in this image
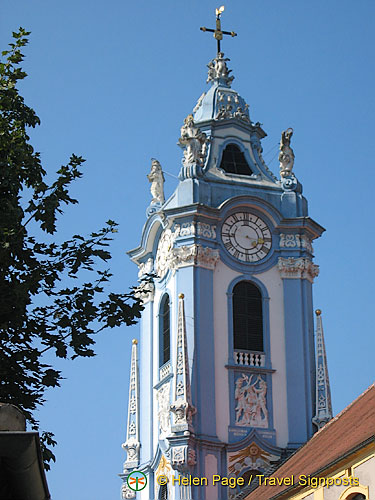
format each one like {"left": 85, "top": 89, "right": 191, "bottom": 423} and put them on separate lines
{"left": 278, "top": 257, "right": 319, "bottom": 283}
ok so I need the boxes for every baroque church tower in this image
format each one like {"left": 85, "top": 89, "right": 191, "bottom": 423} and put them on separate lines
{"left": 120, "top": 8, "right": 332, "bottom": 500}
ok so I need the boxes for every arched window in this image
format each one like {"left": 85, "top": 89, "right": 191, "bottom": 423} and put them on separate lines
{"left": 219, "top": 144, "right": 253, "bottom": 176}
{"left": 159, "top": 294, "right": 170, "bottom": 367}
{"left": 233, "top": 281, "right": 263, "bottom": 352}
{"left": 158, "top": 484, "right": 168, "bottom": 499}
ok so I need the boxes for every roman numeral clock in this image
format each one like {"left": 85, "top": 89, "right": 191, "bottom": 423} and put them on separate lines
{"left": 221, "top": 211, "right": 272, "bottom": 263}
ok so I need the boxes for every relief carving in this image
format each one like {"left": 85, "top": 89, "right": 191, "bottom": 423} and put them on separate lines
{"left": 157, "top": 383, "right": 171, "bottom": 434}
{"left": 235, "top": 374, "right": 268, "bottom": 428}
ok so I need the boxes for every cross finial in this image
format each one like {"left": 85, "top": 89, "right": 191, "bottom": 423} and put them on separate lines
{"left": 200, "top": 6, "right": 237, "bottom": 55}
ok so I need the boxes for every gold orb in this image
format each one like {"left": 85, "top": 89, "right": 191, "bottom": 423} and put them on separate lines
{"left": 178, "top": 293, "right": 185, "bottom": 299}
{"left": 315, "top": 309, "right": 322, "bottom": 316}
{"left": 132, "top": 339, "right": 138, "bottom": 345}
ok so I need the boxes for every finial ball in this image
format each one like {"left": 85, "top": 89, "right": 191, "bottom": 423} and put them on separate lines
{"left": 132, "top": 339, "right": 138, "bottom": 345}
{"left": 315, "top": 309, "right": 322, "bottom": 316}
{"left": 178, "top": 293, "right": 185, "bottom": 299}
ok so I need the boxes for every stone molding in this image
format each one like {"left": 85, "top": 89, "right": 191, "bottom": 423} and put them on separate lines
{"left": 121, "top": 483, "right": 136, "bottom": 499}
{"left": 134, "top": 279, "right": 155, "bottom": 304}
{"left": 278, "top": 257, "right": 319, "bottom": 283}
{"left": 279, "top": 233, "right": 313, "bottom": 253}
{"left": 171, "top": 244, "right": 219, "bottom": 271}
{"left": 137, "top": 257, "right": 154, "bottom": 278}
{"left": 174, "top": 221, "right": 217, "bottom": 240}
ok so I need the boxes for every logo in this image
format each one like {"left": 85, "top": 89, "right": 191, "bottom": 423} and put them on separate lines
{"left": 127, "top": 471, "right": 147, "bottom": 492}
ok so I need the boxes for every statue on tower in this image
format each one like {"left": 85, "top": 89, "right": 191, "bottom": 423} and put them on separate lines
{"left": 207, "top": 52, "right": 234, "bottom": 87}
{"left": 146, "top": 159, "right": 165, "bottom": 217}
{"left": 178, "top": 114, "right": 209, "bottom": 168}
{"left": 279, "top": 128, "right": 295, "bottom": 178}
{"left": 147, "top": 158, "right": 165, "bottom": 204}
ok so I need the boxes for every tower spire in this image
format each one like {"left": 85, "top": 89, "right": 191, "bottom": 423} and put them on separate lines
{"left": 170, "top": 294, "right": 196, "bottom": 433}
{"left": 122, "top": 339, "right": 140, "bottom": 471}
{"left": 312, "top": 310, "right": 333, "bottom": 430}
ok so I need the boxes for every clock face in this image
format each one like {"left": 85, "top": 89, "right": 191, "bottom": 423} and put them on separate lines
{"left": 155, "top": 229, "right": 173, "bottom": 278}
{"left": 221, "top": 212, "right": 272, "bottom": 262}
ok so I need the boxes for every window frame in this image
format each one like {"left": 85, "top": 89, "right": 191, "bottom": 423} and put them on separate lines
{"left": 232, "top": 280, "right": 264, "bottom": 353}
{"left": 159, "top": 293, "right": 171, "bottom": 368}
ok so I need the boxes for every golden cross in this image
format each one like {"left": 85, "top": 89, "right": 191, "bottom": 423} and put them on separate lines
{"left": 200, "top": 6, "right": 237, "bottom": 55}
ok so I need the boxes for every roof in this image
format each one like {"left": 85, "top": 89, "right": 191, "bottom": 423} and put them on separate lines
{"left": 245, "top": 383, "right": 375, "bottom": 500}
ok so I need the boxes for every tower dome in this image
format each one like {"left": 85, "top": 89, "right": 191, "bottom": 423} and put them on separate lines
{"left": 194, "top": 52, "right": 251, "bottom": 126}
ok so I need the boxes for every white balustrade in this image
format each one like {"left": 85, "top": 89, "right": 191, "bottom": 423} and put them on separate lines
{"left": 234, "top": 350, "right": 265, "bottom": 367}
{"left": 159, "top": 360, "right": 172, "bottom": 380}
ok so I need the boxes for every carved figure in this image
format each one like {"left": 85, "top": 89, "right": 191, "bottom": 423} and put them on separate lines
{"left": 207, "top": 52, "right": 234, "bottom": 86}
{"left": 178, "top": 114, "right": 208, "bottom": 167}
{"left": 157, "top": 383, "right": 171, "bottom": 433}
{"left": 234, "top": 106, "right": 250, "bottom": 122}
{"left": 147, "top": 159, "right": 165, "bottom": 204}
{"left": 235, "top": 374, "right": 268, "bottom": 428}
{"left": 279, "top": 128, "right": 295, "bottom": 178}
{"left": 252, "top": 375, "right": 268, "bottom": 422}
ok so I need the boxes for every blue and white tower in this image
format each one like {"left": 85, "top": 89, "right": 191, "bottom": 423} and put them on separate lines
{"left": 120, "top": 10, "right": 331, "bottom": 500}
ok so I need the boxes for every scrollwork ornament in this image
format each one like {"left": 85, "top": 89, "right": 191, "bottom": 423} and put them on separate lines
{"left": 122, "top": 483, "right": 136, "bottom": 499}
{"left": 281, "top": 175, "right": 298, "bottom": 191}
{"left": 171, "top": 446, "right": 186, "bottom": 467}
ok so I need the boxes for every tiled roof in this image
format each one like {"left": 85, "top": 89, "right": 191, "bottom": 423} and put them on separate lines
{"left": 245, "top": 384, "right": 375, "bottom": 500}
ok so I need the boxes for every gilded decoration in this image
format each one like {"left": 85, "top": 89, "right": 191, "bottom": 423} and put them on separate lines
{"left": 155, "top": 455, "right": 173, "bottom": 499}
{"left": 228, "top": 442, "right": 279, "bottom": 477}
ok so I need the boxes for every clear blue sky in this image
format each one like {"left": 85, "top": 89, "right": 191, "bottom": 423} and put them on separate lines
{"left": 2, "top": 1, "right": 375, "bottom": 499}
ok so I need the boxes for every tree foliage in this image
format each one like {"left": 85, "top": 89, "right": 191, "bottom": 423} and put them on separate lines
{"left": 0, "top": 29, "right": 143, "bottom": 469}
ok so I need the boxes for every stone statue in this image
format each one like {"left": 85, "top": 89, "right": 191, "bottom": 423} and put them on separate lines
{"left": 178, "top": 114, "right": 208, "bottom": 167}
{"left": 279, "top": 128, "right": 295, "bottom": 178}
{"left": 147, "top": 158, "right": 165, "bottom": 204}
{"left": 207, "top": 52, "right": 234, "bottom": 87}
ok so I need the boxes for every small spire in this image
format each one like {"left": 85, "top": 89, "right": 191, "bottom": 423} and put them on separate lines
{"left": 122, "top": 339, "right": 140, "bottom": 470}
{"left": 170, "top": 294, "right": 196, "bottom": 433}
{"left": 312, "top": 310, "right": 333, "bottom": 430}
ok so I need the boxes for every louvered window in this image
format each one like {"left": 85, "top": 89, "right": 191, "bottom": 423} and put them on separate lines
{"left": 160, "top": 295, "right": 170, "bottom": 366}
{"left": 219, "top": 144, "right": 253, "bottom": 176}
{"left": 233, "top": 281, "right": 263, "bottom": 352}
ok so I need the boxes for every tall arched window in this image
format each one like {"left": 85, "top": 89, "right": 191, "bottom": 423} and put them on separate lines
{"left": 233, "top": 281, "right": 263, "bottom": 352}
{"left": 159, "top": 294, "right": 170, "bottom": 367}
{"left": 219, "top": 144, "right": 253, "bottom": 176}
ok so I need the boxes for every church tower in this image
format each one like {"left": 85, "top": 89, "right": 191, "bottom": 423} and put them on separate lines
{"left": 120, "top": 8, "right": 331, "bottom": 500}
